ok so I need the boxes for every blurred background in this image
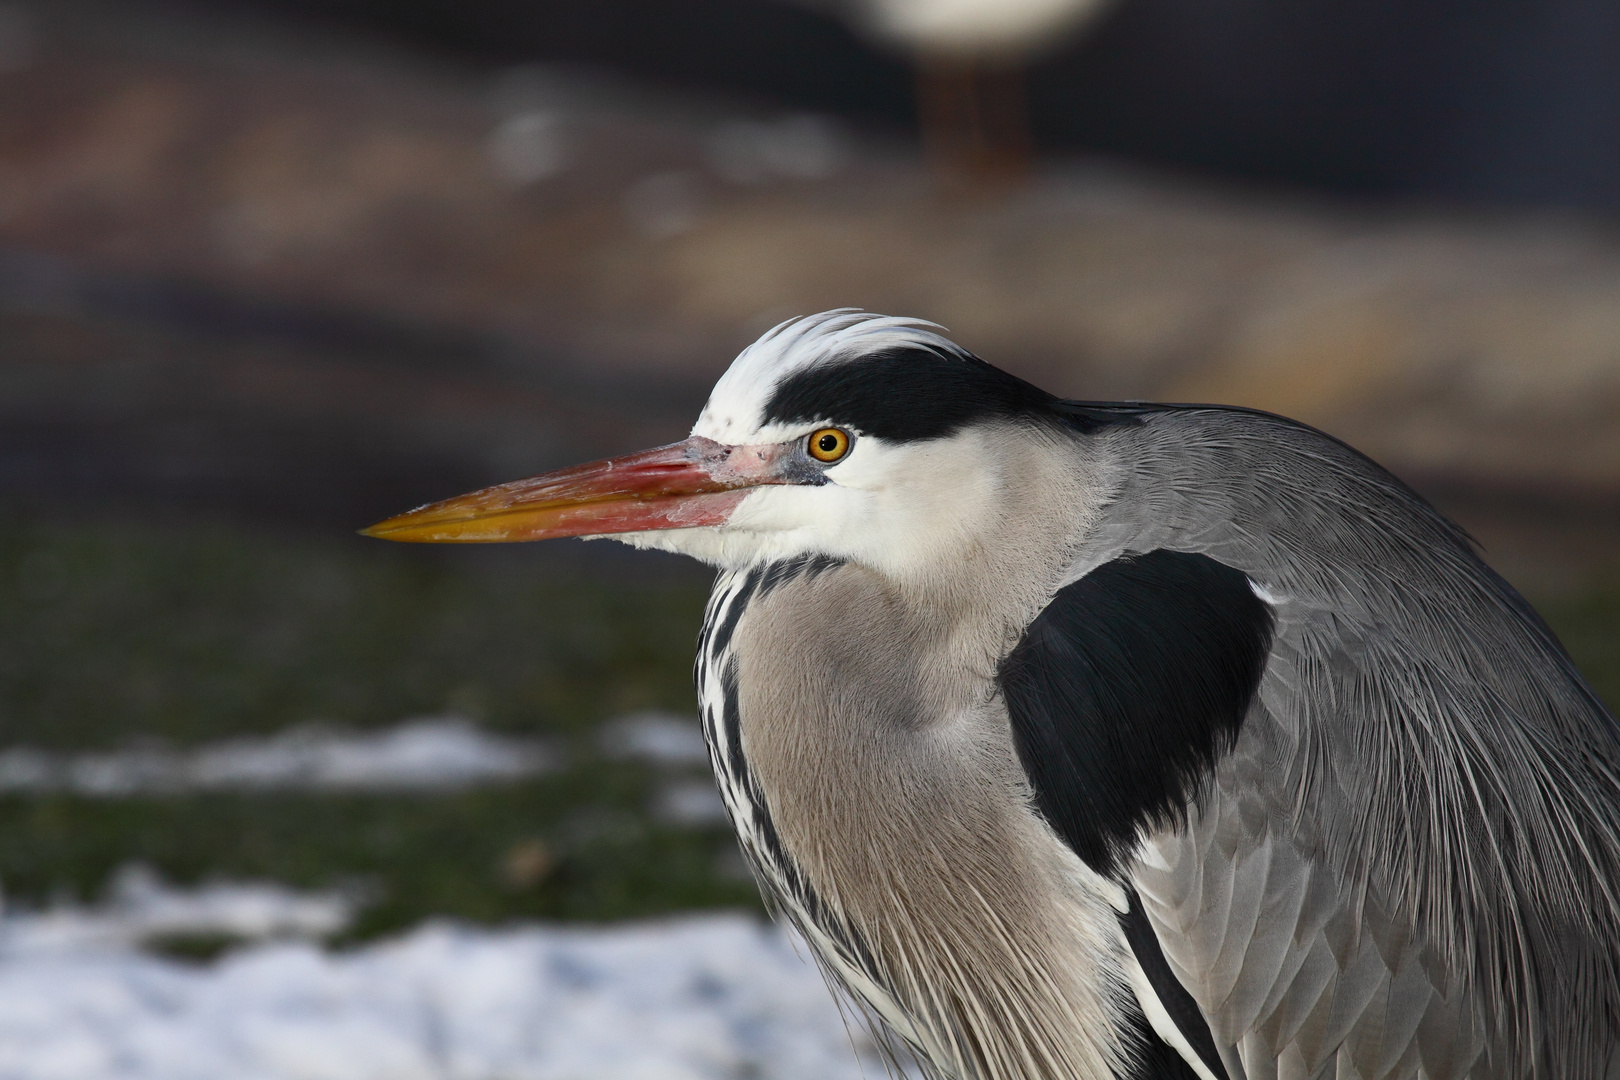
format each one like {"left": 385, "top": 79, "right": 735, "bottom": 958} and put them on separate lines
{"left": 0, "top": 0, "right": 1616, "bottom": 1076}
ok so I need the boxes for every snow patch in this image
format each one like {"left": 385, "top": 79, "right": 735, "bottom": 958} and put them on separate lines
{"left": 654, "top": 780, "right": 729, "bottom": 826}
{"left": 600, "top": 712, "right": 709, "bottom": 765}
{"left": 0, "top": 719, "right": 555, "bottom": 796}
{"left": 0, "top": 886, "right": 895, "bottom": 1080}
{"left": 2, "top": 864, "right": 354, "bottom": 952}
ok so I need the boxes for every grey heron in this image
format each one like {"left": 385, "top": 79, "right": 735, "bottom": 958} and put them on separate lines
{"left": 366, "top": 311, "right": 1620, "bottom": 1080}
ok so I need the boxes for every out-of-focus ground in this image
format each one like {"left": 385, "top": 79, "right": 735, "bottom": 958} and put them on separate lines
{"left": 0, "top": 0, "right": 1616, "bottom": 909}
{"left": 3, "top": 0, "right": 1618, "bottom": 592}
{"left": 0, "top": 3, "right": 1615, "bottom": 1075}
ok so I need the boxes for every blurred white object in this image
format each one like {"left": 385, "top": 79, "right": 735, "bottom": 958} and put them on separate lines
{"left": 600, "top": 712, "right": 709, "bottom": 765}
{"left": 790, "top": 0, "right": 1116, "bottom": 182}
{"left": 0, "top": 718, "right": 555, "bottom": 795}
{"left": 707, "top": 115, "right": 847, "bottom": 185}
{"left": 851, "top": 0, "right": 1110, "bottom": 55}
{"left": 0, "top": 905, "right": 896, "bottom": 1080}
{"left": 487, "top": 111, "right": 569, "bottom": 186}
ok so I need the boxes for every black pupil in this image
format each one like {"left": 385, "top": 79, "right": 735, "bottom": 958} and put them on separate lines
{"left": 817, "top": 433, "right": 839, "bottom": 454}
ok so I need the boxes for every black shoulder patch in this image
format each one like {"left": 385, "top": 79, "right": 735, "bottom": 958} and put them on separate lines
{"left": 762, "top": 344, "right": 1056, "bottom": 442}
{"left": 997, "top": 549, "right": 1274, "bottom": 876}
{"left": 1122, "top": 888, "right": 1228, "bottom": 1080}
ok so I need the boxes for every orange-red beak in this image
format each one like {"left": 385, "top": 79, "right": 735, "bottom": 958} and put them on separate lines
{"left": 361, "top": 436, "right": 789, "bottom": 543}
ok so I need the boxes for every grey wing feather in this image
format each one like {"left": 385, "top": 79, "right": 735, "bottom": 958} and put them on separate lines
{"left": 1077, "top": 406, "right": 1620, "bottom": 1079}
{"left": 1133, "top": 722, "right": 1487, "bottom": 1080}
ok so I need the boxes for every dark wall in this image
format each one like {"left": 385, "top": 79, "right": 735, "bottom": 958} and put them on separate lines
{"left": 231, "top": 0, "right": 1620, "bottom": 209}
{"left": 230, "top": 0, "right": 917, "bottom": 123}
{"left": 1041, "top": 0, "right": 1620, "bottom": 207}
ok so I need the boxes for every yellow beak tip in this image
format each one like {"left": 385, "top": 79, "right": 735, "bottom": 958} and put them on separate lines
{"left": 359, "top": 519, "right": 416, "bottom": 541}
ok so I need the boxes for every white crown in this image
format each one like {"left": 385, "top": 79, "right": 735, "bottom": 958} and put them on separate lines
{"left": 694, "top": 310, "right": 959, "bottom": 443}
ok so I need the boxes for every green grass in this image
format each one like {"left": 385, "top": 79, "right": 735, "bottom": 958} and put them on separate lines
{"left": 0, "top": 512, "right": 754, "bottom": 932}
{"left": 1539, "top": 584, "right": 1620, "bottom": 711}
{"left": 0, "top": 776, "right": 759, "bottom": 941}
{"left": 0, "top": 512, "right": 1613, "bottom": 939}
{"left": 0, "top": 515, "right": 709, "bottom": 748}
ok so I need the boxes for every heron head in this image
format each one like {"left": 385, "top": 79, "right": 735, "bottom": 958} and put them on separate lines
{"left": 364, "top": 311, "right": 1086, "bottom": 578}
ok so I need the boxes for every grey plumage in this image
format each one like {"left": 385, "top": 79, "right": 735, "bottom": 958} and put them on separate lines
{"left": 1096, "top": 408, "right": 1620, "bottom": 1079}
{"left": 366, "top": 311, "right": 1620, "bottom": 1080}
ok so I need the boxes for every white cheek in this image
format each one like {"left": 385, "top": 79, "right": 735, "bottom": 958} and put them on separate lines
{"left": 728, "top": 484, "right": 865, "bottom": 541}
{"left": 843, "top": 440, "right": 997, "bottom": 560}
{"left": 773, "top": 434, "right": 1000, "bottom": 577}
{"left": 612, "top": 525, "right": 772, "bottom": 567}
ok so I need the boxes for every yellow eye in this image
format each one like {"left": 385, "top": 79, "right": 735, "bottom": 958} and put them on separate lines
{"left": 807, "top": 427, "right": 851, "bottom": 463}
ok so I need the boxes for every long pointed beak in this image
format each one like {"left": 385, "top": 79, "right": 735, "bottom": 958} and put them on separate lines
{"left": 362, "top": 435, "right": 785, "bottom": 543}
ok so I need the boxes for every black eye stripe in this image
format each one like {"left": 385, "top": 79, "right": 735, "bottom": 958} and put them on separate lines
{"left": 764, "top": 344, "right": 1056, "bottom": 442}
